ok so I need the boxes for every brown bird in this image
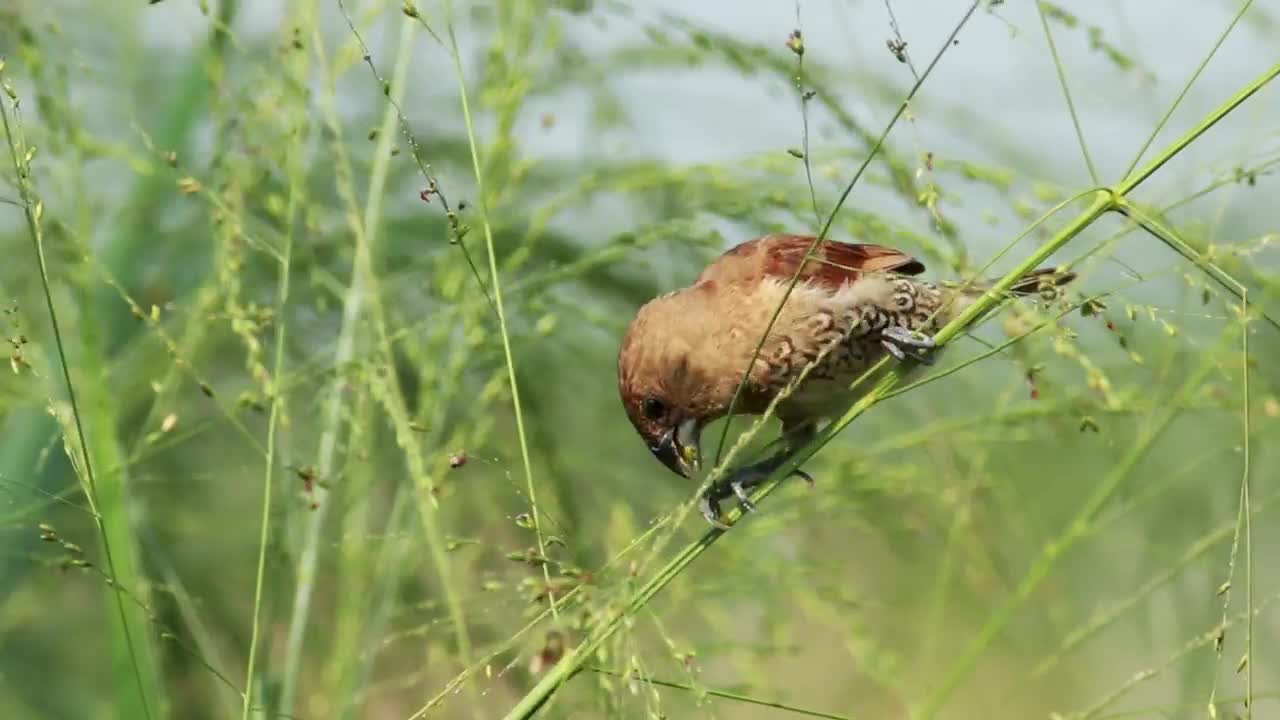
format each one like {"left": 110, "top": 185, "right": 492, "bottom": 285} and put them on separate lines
{"left": 617, "top": 233, "right": 1074, "bottom": 526}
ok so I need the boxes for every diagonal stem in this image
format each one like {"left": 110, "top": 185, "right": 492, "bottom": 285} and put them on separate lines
{"left": 1037, "top": 0, "right": 1100, "bottom": 184}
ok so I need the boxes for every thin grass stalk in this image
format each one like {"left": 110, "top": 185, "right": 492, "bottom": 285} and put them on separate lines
{"left": 1068, "top": 592, "right": 1280, "bottom": 720}
{"left": 241, "top": 1, "right": 310, "bottom": 712}
{"left": 1125, "top": 209, "right": 1262, "bottom": 718}
{"left": 319, "top": 185, "right": 437, "bottom": 720}
{"left": 1116, "top": 62, "right": 1280, "bottom": 195}
{"left": 441, "top": 0, "right": 558, "bottom": 616}
{"left": 1091, "top": 693, "right": 1280, "bottom": 720}
{"left": 1, "top": 73, "right": 157, "bottom": 718}
{"left": 918, "top": 322, "right": 1242, "bottom": 718}
{"left": 278, "top": 11, "right": 431, "bottom": 715}
{"left": 340, "top": 18, "right": 482, "bottom": 708}
{"left": 94, "top": 0, "right": 238, "bottom": 343}
{"left": 405, "top": 521, "right": 674, "bottom": 719}
{"left": 1121, "top": 0, "right": 1255, "bottom": 179}
{"left": 333, "top": 486, "right": 415, "bottom": 720}
{"left": 1032, "top": 488, "right": 1279, "bottom": 677}
{"left": 1037, "top": 0, "right": 1100, "bottom": 184}
{"left": 1115, "top": 199, "right": 1279, "bottom": 332}
{"left": 587, "top": 666, "right": 854, "bottom": 720}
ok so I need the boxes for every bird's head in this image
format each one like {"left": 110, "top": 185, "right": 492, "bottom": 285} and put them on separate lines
{"left": 617, "top": 288, "right": 734, "bottom": 478}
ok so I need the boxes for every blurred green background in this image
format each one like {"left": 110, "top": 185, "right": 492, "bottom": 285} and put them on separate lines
{"left": 1, "top": 0, "right": 1278, "bottom": 718}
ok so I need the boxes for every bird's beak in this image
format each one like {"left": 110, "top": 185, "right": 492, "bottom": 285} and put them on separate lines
{"left": 649, "top": 418, "right": 702, "bottom": 478}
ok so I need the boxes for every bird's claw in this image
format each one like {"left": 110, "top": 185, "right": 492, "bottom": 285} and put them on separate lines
{"left": 699, "top": 493, "right": 732, "bottom": 529}
{"left": 698, "top": 457, "right": 813, "bottom": 528}
{"left": 881, "top": 326, "right": 936, "bottom": 365}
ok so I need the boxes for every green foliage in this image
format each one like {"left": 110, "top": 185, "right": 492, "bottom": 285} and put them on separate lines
{"left": 1, "top": 1, "right": 1278, "bottom": 719}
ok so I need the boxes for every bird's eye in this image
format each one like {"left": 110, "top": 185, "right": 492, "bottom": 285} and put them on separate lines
{"left": 642, "top": 397, "right": 666, "bottom": 420}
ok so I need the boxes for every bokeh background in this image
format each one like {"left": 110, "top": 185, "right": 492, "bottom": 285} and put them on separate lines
{"left": 1, "top": 1, "right": 1278, "bottom": 718}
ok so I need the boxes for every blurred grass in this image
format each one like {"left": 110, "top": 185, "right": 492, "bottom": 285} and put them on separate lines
{"left": 1, "top": 1, "right": 1279, "bottom": 719}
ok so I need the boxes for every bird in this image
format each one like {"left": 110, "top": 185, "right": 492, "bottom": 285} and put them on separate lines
{"left": 616, "top": 233, "right": 1074, "bottom": 527}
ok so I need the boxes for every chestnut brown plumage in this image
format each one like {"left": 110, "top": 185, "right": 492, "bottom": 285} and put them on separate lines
{"left": 617, "top": 233, "right": 1074, "bottom": 526}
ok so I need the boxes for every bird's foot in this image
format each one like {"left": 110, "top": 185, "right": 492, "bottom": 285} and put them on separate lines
{"left": 698, "top": 456, "right": 814, "bottom": 528}
{"left": 698, "top": 493, "right": 732, "bottom": 530}
{"left": 880, "top": 325, "right": 936, "bottom": 365}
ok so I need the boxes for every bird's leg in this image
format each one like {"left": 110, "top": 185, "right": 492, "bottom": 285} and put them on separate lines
{"left": 699, "top": 456, "right": 812, "bottom": 527}
{"left": 699, "top": 421, "right": 816, "bottom": 527}
{"left": 880, "top": 325, "right": 936, "bottom": 365}
{"left": 727, "top": 453, "right": 815, "bottom": 506}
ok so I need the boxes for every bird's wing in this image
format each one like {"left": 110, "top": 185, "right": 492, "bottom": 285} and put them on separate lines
{"left": 695, "top": 233, "right": 925, "bottom": 290}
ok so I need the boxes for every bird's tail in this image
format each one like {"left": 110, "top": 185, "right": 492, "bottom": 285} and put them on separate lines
{"left": 1003, "top": 267, "right": 1077, "bottom": 296}
{"left": 951, "top": 267, "right": 1075, "bottom": 298}
{"left": 941, "top": 267, "right": 1076, "bottom": 324}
